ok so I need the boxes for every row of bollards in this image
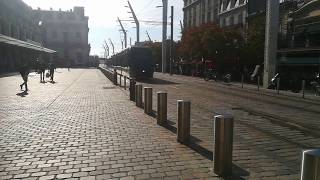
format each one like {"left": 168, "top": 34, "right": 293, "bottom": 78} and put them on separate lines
{"left": 110, "top": 70, "right": 319, "bottom": 179}
{"left": 132, "top": 83, "right": 234, "bottom": 177}
{"left": 111, "top": 71, "right": 320, "bottom": 179}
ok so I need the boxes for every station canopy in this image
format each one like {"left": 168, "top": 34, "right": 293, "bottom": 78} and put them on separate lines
{"left": 0, "top": 34, "right": 56, "bottom": 53}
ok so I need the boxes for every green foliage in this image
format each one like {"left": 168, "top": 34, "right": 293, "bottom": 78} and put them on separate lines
{"left": 178, "top": 23, "right": 244, "bottom": 64}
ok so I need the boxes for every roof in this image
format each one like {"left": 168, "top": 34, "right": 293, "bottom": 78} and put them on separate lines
{"left": 0, "top": 34, "right": 56, "bottom": 53}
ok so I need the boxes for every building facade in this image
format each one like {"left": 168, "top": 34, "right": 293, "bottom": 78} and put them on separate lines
{"left": 33, "top": 7, "right": 90, "bottom": 67}
{"left": 0, "top": 0, "right": 54, "bottom": 72}
{"left": 218, "top": 0, "right": 248, "bottom": 28}
{"left": 183, "top": 0, "right": 220, "bottom": 28}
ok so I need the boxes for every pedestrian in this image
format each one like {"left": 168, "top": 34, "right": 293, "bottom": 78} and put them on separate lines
{"left": 39, "top": 61, "right": 46, "bottom": 83}
{"left": 48, "top": 63, "right": 56, "bottom": 82}
{"left": 19, "top": 64, "right": 30, "bottom": 91}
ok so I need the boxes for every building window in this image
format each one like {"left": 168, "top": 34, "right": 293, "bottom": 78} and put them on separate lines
{"left": 76, "top": 32, "right": 81, "bottom": 40}
{"left": 58, "top": 13, "right": 63, "bottom": 19}
{"left": 230, "top": 16, "right": 234, "bottom": 26}
{"left": 63, "top": 32, "right": 68, "bottom": 41}
{"left": 238, "top": 13, "right": 243, "bottom": 25}
{"left": 207, "top": 12, "right": 211, "bottom": 22}
{"left": 52, "top": 31, "right": 57, "bottom": 38}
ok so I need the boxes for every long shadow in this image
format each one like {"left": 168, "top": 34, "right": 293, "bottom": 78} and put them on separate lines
{"left": 138, "top": 78, "right": 179, "bottom": 85}
{"left": 0, "top": 72, "right": 19, "bottom": 78}
{"left": 157, "top": 117, "right": 249, "bottom": 179}
{"left": 16, "top": 91, "right": 28, "bottom": 97}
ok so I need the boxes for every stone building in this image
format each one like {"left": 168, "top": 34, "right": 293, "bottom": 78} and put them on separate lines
{"left": 0, "top": 0, "right": 55, "bottom": 72}
{"left": 183, "top": 0, "right": 220, "bottom": 28}
{"left": 218, "top": 0, "right": 248, "bottom": 28}
{"left": 33, "top": 7, "right": 90, "bottom": 67}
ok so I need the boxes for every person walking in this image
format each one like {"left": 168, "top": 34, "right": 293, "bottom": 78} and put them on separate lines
{"left": 48, "top": 63, "right": 56, "bottom": 82}
{"left": 19, "top": 64, "right": 30, "bottom": 91}
{"left": 39, "top": 62, "right": 46, "bottom": 82}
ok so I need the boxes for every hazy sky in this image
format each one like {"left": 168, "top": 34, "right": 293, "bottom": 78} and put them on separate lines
{"left": 22, "top": 0, "right": 184, "bottom": 57}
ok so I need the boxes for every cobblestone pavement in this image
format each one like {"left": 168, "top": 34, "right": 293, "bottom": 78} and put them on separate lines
{"left": 124, "top": 72, "right": 320, "bottom": 180}
{"left": 0, "top": 69, "right": 220, "bottom": 180}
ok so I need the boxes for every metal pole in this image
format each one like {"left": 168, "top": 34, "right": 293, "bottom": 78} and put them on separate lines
{"left": 162, "top": 0, "right": 168, "bottom": 73}
{"left": 118, "top": 17, "right": 127, "bottom": 48}
{"left": 124, "top": 76, "right": 127, "bottom": 90}
{"left": 119, "top": 74, "right": 122, "bottom": 87}
{"left": 157, "top": 92, "right": 167, "bottom": 125}
{"left": 170, "top": 6, "right": 174, "bottom": 76}
{"left": 113, "top": 69, "right": 117, "bottom": 85}
{"left": 214, "top": 115, "right": 234, "bottom": 177}
{"left": 177, "top": 100, "right": 190, "bottom": 143}
{"left": 241, "top": 74, "right": 244, "bottom": 89}
{"left": 109, "top": 39, "right": 115, "bottom": 55}
{"left": 129, "top": 78, "right": 136, "bottom": 101}
{"left": 301, "top": 149, "right": 320, "bottom": 180}
{"left": 144, "top": 87, "right": 153, "bottom": 115}
{"left": 135, "top": 84, "right": 143, "bottom": 108}
{"left": 127, "top": 1, "right": 139, "bottom": 43}
{"left": 263, "top": 0, "right": 279, "bottom": 88}
{"left": 277, "top": 78, "right": 280, "bottom": 95}
{"left": 302, "top": 80, "right": 306, "bottom": 98}
{"left": 258, "top": 76, "right": 260, "bottom": 91}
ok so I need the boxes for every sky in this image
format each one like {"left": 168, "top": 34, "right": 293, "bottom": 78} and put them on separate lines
{"left": 22, "top": 0, "right": 184, "bottom": 57}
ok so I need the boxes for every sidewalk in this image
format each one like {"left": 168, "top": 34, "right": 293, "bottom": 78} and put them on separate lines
{"left": 0, "top": 69, "right": 217, "bottom": 180}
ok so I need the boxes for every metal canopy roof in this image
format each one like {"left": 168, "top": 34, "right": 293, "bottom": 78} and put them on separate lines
{"left": 0, "top": 34, "right": 56, "bottom": 53}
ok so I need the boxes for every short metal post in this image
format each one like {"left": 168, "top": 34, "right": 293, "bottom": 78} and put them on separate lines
{"left": 301, "top": 149, "right": 320, "bottom": 180}
{"left": 144, "top": 87, "right": 153, "bottom": 115}
{"left": 302, "top": 80, "right": 305, "bottom": 98}
{"left": 135, "top": 84, "right": 143, "bottom": 108}
{"left": 257, "top": 76, "right": 260, "bottom": 91}
{"left": 129, "top": 79, "right": 136, "bottom": 101}
{"left": 119, "top": 74, "right": 122, "bottom": 87}
{"left": 214, "top": 115, "right": 234, "bottom": 177}
{"left": 157, "top": 92, "right": 167, "bottom": 125}
{"left": 177, "top": 100, "right": 190, "bottom": 143}
{"left": 277, "top": 78, "right": 280, "bottom": 94}
{"left": 113, "top": 70, "right": 117, "bottom": 85}
{"left": 124, "top": 76, "right": 127, "bottom": 90}
{"left": 241, "top": 74, "right": 244, "bottom": 89}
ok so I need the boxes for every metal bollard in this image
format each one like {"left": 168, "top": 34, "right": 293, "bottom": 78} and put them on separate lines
{"left": 177, "top": 100, "right": 190, "bottom": 143}
{"left": 129, "top": 79, "right": 136, "bottom": 101}
{"left": 302, "top": 80, "right": 305, "bottom": 98}
{"left": 157, "top": 92, "right": 167, "bottom": 125}
{"left": 124, "top": 76, "right": 127, "bottom": 90}
{"left": 113, "top": 70, "right": 117, "bottom": 85}
{"left": 135, "top": 84, "right": 143, "bottom": 108}
{"left": 144, "top": 87, "right": 153, "bottom": 115}
{"left": 119, "top": 74, "right": 122, "bottom": 87}
{"left": 214, "top": 115, "right": 234, "bottom": 177}
{"left": 257, "top": 76, "right": 260, "bottom": 91}
{"left": 301, "top": 149, "right": 320, "bottom": 180}
{"left": 241, "top": 74, "right": 244, "bottom": 89}
{"left": 277, "top": 78, "right": 280, "bottom": 94}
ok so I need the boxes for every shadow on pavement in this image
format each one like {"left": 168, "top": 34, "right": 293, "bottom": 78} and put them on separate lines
{"left": 220, "top": 165, "right": 250, "bottom": 180}
{"left": 0, "top": 72, "right": 19, "bottom": 78}
{"left": 16, "top": 91, "right": 28, "bottom": 97}
{"left": 138, "top": 78, "right": 179, "bottom": 85}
